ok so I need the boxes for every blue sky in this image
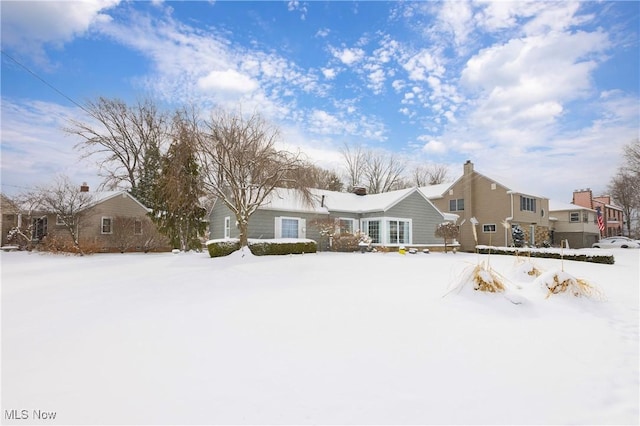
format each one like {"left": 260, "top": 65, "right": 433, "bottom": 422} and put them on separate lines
{"left": 1, "top": 1, "right": 639, "bottom": 202}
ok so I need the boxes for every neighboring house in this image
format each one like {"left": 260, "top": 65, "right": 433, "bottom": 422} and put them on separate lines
{"left": 425, "top": 161, "right": 550, "bottom": 251}
{"left": 572, "top": 189, "right": 624, "bottom": 237}
{"left": 209, "top": 186, "right": 457, "bottom": 249}
{"left": 548, "top": 200, "right": 600, "bottom": 248}
{"left": 3, "top": 186, "right": 168, "bottom": 252}
{"left": 1, "top": 194, "right": 21, "bottom": 247}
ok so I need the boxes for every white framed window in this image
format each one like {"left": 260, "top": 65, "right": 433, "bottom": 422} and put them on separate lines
{"left": 101, "top": 217, "right": 113, "bottom": 234}
{"left": 338, "top": 218, "right": 356, "bottom": 234}
{"left": 56, "top": 215, "right": 65, "bottom": 225}
{"left": 387, "top": 219, "right": 411, "bottom": 244}
{"left": 224, "top": 216, "right": 231, "bottom": 238}
{"left": 361, "top": 217, "right": 411, "bottom": 245}
{"left": 134, "top": 219, "right": 143, "bottom": 235}
{"left": 449, "top": 198, "right": 464, "bottom": 211}
{"left": 570, "top": 212, "right": 580, "bottom": 223}
{"left": 275, "top": 217, "right": 306, "bottom": 239}
{"left": 483, "top": 224, "right": 497, "bottom": 233}
{"left": 520, "top": 196, "right": 536, "bottom": 212}
{"left": 362, "top": 219, "right": 381, "bottom": 243}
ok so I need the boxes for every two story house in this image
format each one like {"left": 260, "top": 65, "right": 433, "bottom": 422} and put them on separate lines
{"left": 425, "top": 161, "right": 550, "bottom": 251}
{"left": 572, "top": 189, "right": 624, "bottom": 237}
{"left": 548, "top": 200, "right": 600, "bottom": 248}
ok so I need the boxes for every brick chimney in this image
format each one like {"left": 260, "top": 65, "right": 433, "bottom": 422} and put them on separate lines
{"left": 80, "top": 182, "right": 89, "bottom": 192}
{"left": 352, "top": 186, "right": 367, "bottom": 196}
{"left": 572, "top": 188, "right": 593, "bottom": 209}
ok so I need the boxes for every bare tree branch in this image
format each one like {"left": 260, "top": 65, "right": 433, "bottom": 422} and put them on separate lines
{"left": 197, "top": 110, "right": 312, "bottom": 247}
{"left": 66, "top": 97, "right": 169, "bottom": 191}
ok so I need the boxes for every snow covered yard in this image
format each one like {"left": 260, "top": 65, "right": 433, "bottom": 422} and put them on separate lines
{"left": 2, "top": 249, "right": 638, "bottom": 425}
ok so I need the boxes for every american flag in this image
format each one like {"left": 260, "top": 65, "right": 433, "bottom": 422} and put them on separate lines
{"left": 596, "top": 207, "right": 605, "bottom": 233}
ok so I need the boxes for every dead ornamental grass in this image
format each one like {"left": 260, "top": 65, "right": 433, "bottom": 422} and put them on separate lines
{"left": 471, "top": 263, "right": 507, "bottom": 293}
{"left": 542, "top": 270, "right": 604, "bottom": 300}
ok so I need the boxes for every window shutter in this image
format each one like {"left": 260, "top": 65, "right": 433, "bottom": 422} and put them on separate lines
{"left": 274, "top": 217, "right": 281, "bottom": 239}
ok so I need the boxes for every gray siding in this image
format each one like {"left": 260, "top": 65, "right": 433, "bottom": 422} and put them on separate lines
{"left": 209, "top": 189, "right": 449, "bottom": 246}
{"left": 209, "top": 200, "right": 235, "bottom": 239}
{"left": 386, "top": 191, "right": 445, "bottom": 245}
{"left": 209, "top": 200, "right": 329, "bottom": 241}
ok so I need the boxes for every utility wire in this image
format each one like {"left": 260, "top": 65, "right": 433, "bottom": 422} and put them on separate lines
{"left": 1, "top": 49, "right": 92, "bottom": 117}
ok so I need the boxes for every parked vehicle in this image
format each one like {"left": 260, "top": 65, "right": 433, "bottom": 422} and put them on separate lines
{"left": 592, "top": 237, "right": 640, "bottom": 249}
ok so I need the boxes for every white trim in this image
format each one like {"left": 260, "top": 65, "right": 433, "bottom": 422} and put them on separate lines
{"left": 101, "top": 216, "right": 113, "bottom": 234}
{"left": 224, "top": 216, "right": 231, "bottom": 238}
{"left": 482, "top": 223, "right": 497, "bottom": 233}
{"left": 337, "top": 217, "right": 357, "bottom": 234}
{"left": 361, "top": 216, "right": 412, "bottom": 245}
{"left": 275, "top": 216, "right": 305, "bottom": 239}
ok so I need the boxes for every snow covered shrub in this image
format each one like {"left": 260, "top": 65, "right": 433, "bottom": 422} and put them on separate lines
{"left": 511, "top": 261, "right": 543, "bottom": 282}
{"left": 206, "top": 239, "right": 241, "bottom": 257}
{"left": 434, "top": 222, "right": 459, "bottom": 253}
{"left": 470, "top": 262, "right": 506, "bottom": 292}
{"left": 535, "top": 270, "right": 604, "bottom": 300}
{"left": 448, "top": 261, "right": 508, "bottom": 295}
{"left": 330, "top": 232, "right": 360, "bottom": 252}
{"left": 249, "top": 240, "right": 317, "bottom": 256}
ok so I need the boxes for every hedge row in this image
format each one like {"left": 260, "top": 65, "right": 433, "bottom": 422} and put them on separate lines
{"left": 249, "top": 240, "right": 317, "bottom": 256}
{"left": 476, "top": 246, "right": 615, "bottom": 265}
{"left": 207, "top": 240, "right": 241, "bottom": 258}
{"left": 206, "top": 239, "right": 317, "bottom": 258}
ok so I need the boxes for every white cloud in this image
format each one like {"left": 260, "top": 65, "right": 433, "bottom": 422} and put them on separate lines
{"left": 1, "top": 0, "right": 121, "bottom": 62}
{"left": 0, "top": 99, "right": 100, "bottom": 194}
{"left": 402, "top": 49, "right": 445, "bottom": 81}
{"left": 436, "top": 0, "right": 474, "bottom": 47}
{"left": 332, "top": 46, "right": 365, "bottom": 66}
{"left": 315, "top": 28, "right": 330, "bottom": 38}
{"left": 91, "top": 8, "right": 323, "bottom": 118}
{"left": 308, "top": 110, "right": 343, "bottom": 135}
{"left": 287, "top": 0, "right": 308, "bottom": 20}
{"left": 322, "top": 68, "right": 337, "bottom": 80}
{"left": 421, "top": 139, "right": 447, "bottom": 154}
{"left": 197, "top": 69, "right": 259, "bottom": 93}
{"left": 460, "top": 29, "right": 610, "bottom": 139}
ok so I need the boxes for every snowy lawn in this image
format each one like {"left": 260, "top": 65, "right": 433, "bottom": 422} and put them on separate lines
{"left": 2, "top": 249, "right": 638, "bottom": 425}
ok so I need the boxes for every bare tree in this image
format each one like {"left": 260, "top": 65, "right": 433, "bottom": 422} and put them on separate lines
{"left": 111, "top": 216, "right": 139, "bottom": 253}
{"left": 197, "top": 110, "right": 312, "bottom": 247}
{"left": 341, "top": 144, "right": 408, "bottom": 194}
{"left": 412, "top": 164, "right": 450, "bottom": 186}
{"left": 609, "top": 171, "right": 639, "bottom": 238}
{"left": 363, "top": 150, "right": 407, "bottom": 194}
{"left": 341, "top": 143, "right": 367, "bottom": 191}
{"left": 37, "top": 176, "right": 94, "bottom": 254}
{"left": 5, "top": 191, "right": 42, "bottom": 250}
{"left": 302, "top": 163, "right": 344, "bottom": 191}
{"left": 623, "top": 139, "right": 640, "bottom": 177}
{"left": 67, "top": 97, "right": 168, "bottom": 193}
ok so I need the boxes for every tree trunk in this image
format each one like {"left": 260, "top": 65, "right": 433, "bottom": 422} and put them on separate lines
{"left": 238, "top": 219, "right": 249, "bottom": 248}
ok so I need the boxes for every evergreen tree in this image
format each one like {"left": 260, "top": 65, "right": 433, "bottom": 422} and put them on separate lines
{"left": 152, "top": 117, "right": 206, "bottom": 251}
{"left": 131, "top": 138, "right": 162, "bottom": 207}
